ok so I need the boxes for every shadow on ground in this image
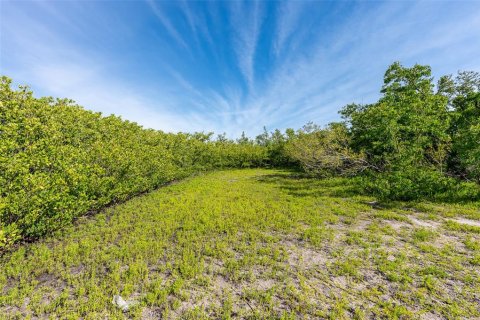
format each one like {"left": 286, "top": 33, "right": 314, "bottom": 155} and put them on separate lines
{"left": 253, "top": 171, "right": 365, "bottom": 199}
{"left": 255, "top": 171, "right": 480, "bottom": 213}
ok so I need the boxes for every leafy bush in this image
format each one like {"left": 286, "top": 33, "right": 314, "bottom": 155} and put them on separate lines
{"left": 285, "top": 122, "right": 368, "bottom": 177}
{"left": 0, "top": 77, "right": 266, "bottom": 249}
{"left": 449, "top": 92, "right": 480, "bottom": 182}
{"left": 363, "top": 167, "right": 456, "bottom": 201}
{"left": 255, "top": 127, "right": 296, "bottom": 167}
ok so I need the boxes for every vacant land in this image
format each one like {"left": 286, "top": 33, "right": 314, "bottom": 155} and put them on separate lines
{"left": 1, "top": 169, "right": 479, "bottom": 319}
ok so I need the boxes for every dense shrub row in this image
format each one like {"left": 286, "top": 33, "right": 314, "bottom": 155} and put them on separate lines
{"left": 0, "top": 77, "right": 266, "bottom": 249}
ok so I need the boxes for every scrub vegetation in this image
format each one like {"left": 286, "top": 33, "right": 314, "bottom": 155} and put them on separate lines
{"left": 0, "top": 77, "right": 265, "bottom": 249}
{"left": 1, "top": 62, "right": 480, "bottom": 318}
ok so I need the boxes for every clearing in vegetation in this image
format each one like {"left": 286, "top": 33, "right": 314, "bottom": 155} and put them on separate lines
{"left": 1, "top": 169, "right": 479, "bottom": 319}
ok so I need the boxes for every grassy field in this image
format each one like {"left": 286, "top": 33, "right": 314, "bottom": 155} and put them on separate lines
{"left": 1, "top": 169, "right": 479, "bottom": 319}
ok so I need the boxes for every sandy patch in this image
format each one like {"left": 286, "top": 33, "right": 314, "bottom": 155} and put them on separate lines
{"left": 409, "top": 217, "right": 440, "bottom": 228}
{"left": 449, "top": 218, "right": 480, "bottom": 227}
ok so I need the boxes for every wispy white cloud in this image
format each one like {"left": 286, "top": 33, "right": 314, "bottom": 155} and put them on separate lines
{"left": 229, "top": 1, "right": 263, "bottom": 91}
{"left": 137, "top": 0, "right": 480, "bottom": 137}
{"left": 146, "top": 0, "right": 189, "bottom": 49}
{"left": 2, "top": 1, "right": 480, "bottom": 139}
{"left": 28, "top": 61, "right": 206, "bottom": 133}
{"left": 274, "top": 1, "right": 305, "bottom": 56}
{"left": 202, "top": 1, "right": 480, "bottom": 135}
{"left": 0, "top": 2, "right": 210, "bottom": 133}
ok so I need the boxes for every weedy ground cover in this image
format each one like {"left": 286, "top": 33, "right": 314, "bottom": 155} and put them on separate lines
{"left": 1, "top": 169, "right": 479, "bottom": 319}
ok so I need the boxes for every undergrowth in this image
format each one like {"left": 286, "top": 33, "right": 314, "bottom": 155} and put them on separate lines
{"left": 0, "top": 169, "right": 479, "bottom": 319}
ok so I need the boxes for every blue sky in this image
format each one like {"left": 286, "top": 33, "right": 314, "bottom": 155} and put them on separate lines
{"left": 1, "top": 1, "right": 480, "bottom": 137}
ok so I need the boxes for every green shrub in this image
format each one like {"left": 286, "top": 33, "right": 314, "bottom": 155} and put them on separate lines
{"left": 285, "top": 122, "right": 367, "bottom": 177}
{"left": 363, "top": 167, "right": 456, "bottom": 201}
{"left": 0, "top": 77, "right": 266, "bottom": 250}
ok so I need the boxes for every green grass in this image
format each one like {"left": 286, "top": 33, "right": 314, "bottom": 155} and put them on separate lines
{"left": 1, "top": 169, "right": 479, "bottom": 319}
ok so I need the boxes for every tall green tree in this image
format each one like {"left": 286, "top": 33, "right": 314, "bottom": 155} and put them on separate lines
{"left": 444, "top": 71, "right": 480, "bottom": 182}
{"left": 341, "top": 62, "right": 452, "bottom": 199}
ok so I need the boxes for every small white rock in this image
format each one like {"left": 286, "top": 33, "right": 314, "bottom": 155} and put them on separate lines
{"left": 112, "top": 295, "right": 129, "bottom": 312}
{"left": 387, "top": 255, "right": 395, "bottom": 262}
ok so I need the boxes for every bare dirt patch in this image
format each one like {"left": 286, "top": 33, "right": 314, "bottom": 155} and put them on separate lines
{"left": 387, "top": 220, "right": 409, "bottom": 230}
{"left": 409, "top": 217, "right": 440, "bottom": 228}
{"left": 449, "top": 217, "right": 480, "bottom": 227}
